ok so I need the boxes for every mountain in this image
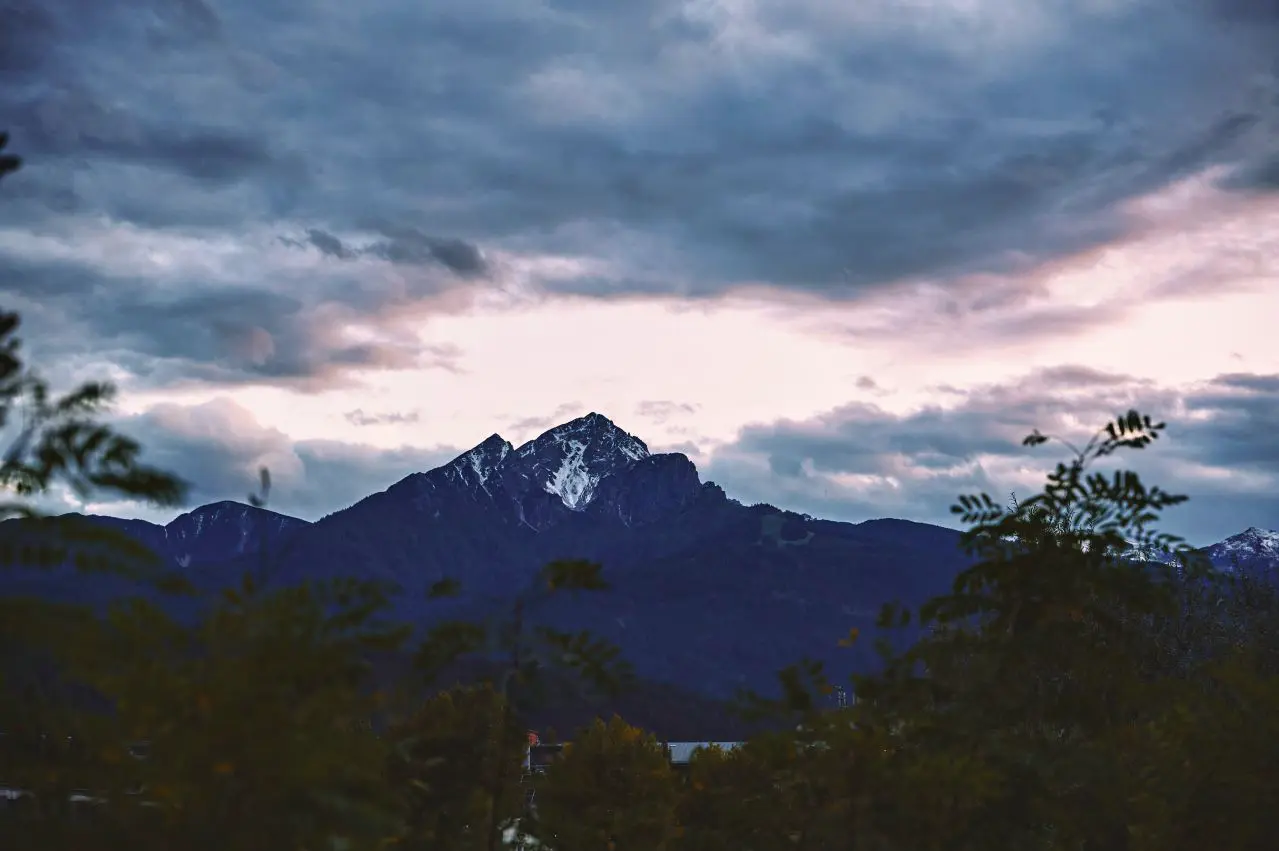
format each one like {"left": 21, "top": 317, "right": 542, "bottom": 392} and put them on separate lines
{"left": 8, "top": 500, "right": 308, "bottom": 567}
{"left": 0, "top": 501, "right": 310, "bottom": 613}
{"left": 1112, "top": 528, "right": 1279, "bottom": 577}
{"left": 1201, "top": 527, "right": 1279, "bottom": 574}
{"left": 3, "top": 412, "right": 1276, "bottom": 702}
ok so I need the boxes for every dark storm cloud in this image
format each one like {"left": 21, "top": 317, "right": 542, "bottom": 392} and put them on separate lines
{"left": 362, "top": 227, "right": 488, "bottom": 277}
{"left": 5, "top": 0, "right": 1272, "bottom": 260}
{"left": 1, "top": 0, "right": 1277, "bottom": 390}
{"left": 0, "top": 250, "right": 463, "bottom": 390}
{"left": 295, "top": 228, "right": 354, "bottom": 259}
{"left": 0, "top": 2, "right": 59, "bottom": 75}
{"left": 0, "top": 0, "right": 223, "bottom": 74}
{"left": 1203, "top": 0, "right": 1279, "bottom": 25}
{"left": 109, "top": 284, "right": 422, "bottom": 386}
{"left": 281, "top": 227, "right": 487, "bottom": 275}
{"left": 704, "top": 368, "right": 1279, "bottom": 546}
{"left": 0, "top": 0, "right": 285, "bottom": 202}
{"left": 9, "top": 92, "right": 291, "bottom": 188}
{"left": 1220, "top": 152, "right": 1279, "bottom": 192}
{"left": 1173, "top": 373, "right": 1279, "bottom": 468}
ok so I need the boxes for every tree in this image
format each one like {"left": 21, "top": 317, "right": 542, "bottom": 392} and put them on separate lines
{"left": 674, "top": 728, "right": 865, "bottom": 851}
{"left": 414, "top": 559, "right": 634, "bottom": 851}
{"left": 673, "top": 744, "right": 753, "bottom": 851}
{"left": 532, "top": 715, "right": 678, "bottom": 851}
{"left": 1, "top": 134, "right": 197, "bottom": 847}
{"left": 384, "top": 683, "right": 527, "bottom": 851}
{"left": 1118, "top": 647, "right": 1279, "bottom": 851}
{"left": 26, "top": 572, "right": 407, "bottom": 851}
{"left": 841, "top": 410, "right": 1220, "bottom": 849}
{"left": 1, "top": 139, "right": 434, "bottom": 848}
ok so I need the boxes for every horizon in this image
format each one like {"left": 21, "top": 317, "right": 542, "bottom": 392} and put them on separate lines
{"left": 40, "top": 408, "right": 1278, "bottom": 551}
{"left": 2, "top": 0, "right": 1276, "bottom": 545}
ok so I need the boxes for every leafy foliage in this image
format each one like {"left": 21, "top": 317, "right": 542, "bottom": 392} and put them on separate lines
{"left": 699, "top": 409, "right": 1279, "bottom": 851}
{"left": 533, "top": 715, "right": 679, "bottom": 851}
{"left": 419, "top": 558, "right": 633, "bottom": 851}
{"left": 43, "top": 578, "right": 406, "bottom": 851}
{"left": 0, "top": 310, "right": 188, "bottom": 521}
{"left": 384, "top": 683, "right": 527, "bottom": 851}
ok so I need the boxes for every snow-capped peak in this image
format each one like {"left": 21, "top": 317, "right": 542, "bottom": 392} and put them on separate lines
{"left": 507, "top": 413, "right": 650, "bottom": 510}
{"left": 1240, "top": 527, "right": 1279, "bottom": 549}
{"left": 1208, "top": 526, "right": 1279, "bottom": 564}
{"left": 400, "top": 414, "right": 654, "bottom": 513}
{"left": 443, "top": 433, "right": 514, "bottom": 492}
{"left": 547, "top": 412, "right": 649, "bottom": 460}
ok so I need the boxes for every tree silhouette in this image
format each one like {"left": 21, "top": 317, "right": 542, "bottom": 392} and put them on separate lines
{"left": 533, "top": 715, "right": 678, "bottom": 851}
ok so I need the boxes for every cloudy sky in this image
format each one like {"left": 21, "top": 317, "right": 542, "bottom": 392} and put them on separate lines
{"left": 2, "top": 0, "right": 1277, "bottom": 545}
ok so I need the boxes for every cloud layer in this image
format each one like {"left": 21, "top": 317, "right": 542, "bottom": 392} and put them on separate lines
{"left": 706, "top": 367, "right": 1279, "bottom": 546}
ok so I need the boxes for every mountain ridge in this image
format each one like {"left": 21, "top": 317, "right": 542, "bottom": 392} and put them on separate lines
{"left": 3, "top": 412, "right": 1276, "bottom": 698}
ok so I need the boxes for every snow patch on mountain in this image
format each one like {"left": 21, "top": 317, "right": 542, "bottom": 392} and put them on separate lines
{"left": 463, "top": 435, "right": 512, "bottom": 491}
{"left": 546, "top": 438, "right": 595, "bottom": 509}
{"left": 405, "top": 413, "right": 654, "bottom": 514}
{"left": 508, "top": 412, "right": 651, "bottom": 511}
{"left": 437, "top": 434, "right": 515, "bottom": 496}
{"left": 470, "top": 441, "right": 510, "bottom": 483}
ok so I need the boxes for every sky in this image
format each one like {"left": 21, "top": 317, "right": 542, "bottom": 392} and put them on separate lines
{"left": 1, "top": 0, "right": 1277, "bottom": 546}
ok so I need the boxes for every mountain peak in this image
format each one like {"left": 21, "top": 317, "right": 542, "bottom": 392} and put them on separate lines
{"left": 167, "top": 500, "right": 307, "bottom": 524}
{"left": 539, "top": 412, "right": 649, "bottom": 458}
{"left": 476, "top": 432, "right": 510, "bottom": 452}
{"left": 445, "top": 433, "right": 514, "bottom": 491}
{"left": 168, "top": 500, "right": 258, "bottom": 526}
{"left": 1223, "top": 526, "right": 1278, "bottom": 545}
{"left": 161, "top": 500, "right": 309, "bottom": 566}
{"left": 1229, "top": 526, "right": 1279, "bottom": 552}
{"left": 507, "top": 413, "right": 650, "bottom": 510}
{"left": 177, "top": 499, "right": 242, "bottom": 515}
{"left": 1203, "top": 525, "right": 1279, "bottom": 572}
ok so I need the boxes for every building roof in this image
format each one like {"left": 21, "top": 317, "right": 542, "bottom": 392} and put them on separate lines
{"left": 665, "top": 741, "right": 743, "bottom": 764}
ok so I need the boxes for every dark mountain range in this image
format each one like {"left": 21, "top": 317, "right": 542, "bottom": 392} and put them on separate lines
{"left": 3, "top": 412, "right": 1276, "bottom": 708}
{"left": 91, "top": 500, "right": 309, "bottom": 569}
